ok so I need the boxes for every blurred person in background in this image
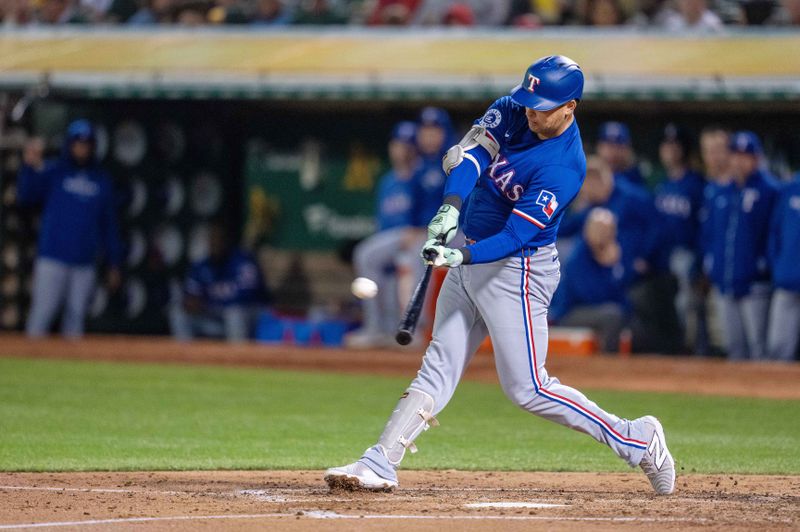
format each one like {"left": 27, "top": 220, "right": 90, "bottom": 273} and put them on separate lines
{"left": 366, "top": 0, "right": 422, "bottom": 24}
{"left": 506, "top": 0, "right": 564, "bottom": 25}
{"left": 694, "top": 125, "right": 731, "bottom": 355}
{"left": 766, "top": 173, "right": 800, "bottom": 361}
{"left": 17, "top": 120, "right": 122, "bottom": 339}
{"left": 413, "top": 106, "right": 452, "bottom": 238}
{"left": 560, "top": 155, "right": 675, "bottom": 351}
{"left": 170, "top": 220, "right": 269, "bottom": 342}
{"left": 127, "top": 0, "right": 174, "bottom": 24}
{"left": 660, "top": 0, "right": 724, "bottom": 30}
{"left": 412, "top": 0, "right": 511, "bottom": 26}
{"left": 702, "top": 131, "right": 778, "bottom": 360}
{"left": 560, "top": 155, "right": 655, "bottom": 278}
{"left": 653, "top": 123, "right": 705, "bottom": 349}
{"left": 1, "top": 0, "right": 35, "bottom": 25}
{"left": 700, "top": 125, "right": 731, "bottom": 186}
{"left": 34, "top": 0, "right": 89, "bottom": 23}
{"left": 577, "top": 0, "right": 628, "bottom": 24}
{"left": 251, "top": 0, "right": 291, "bottom": 25}
{"left": 346, "top": 121, "right": 426, "bottom": 348}
{"left": 627, "top": 0, "right": 671, "bottom": 26}
{"left": 292, "top": 0, "right": 348, "bottom": 24}
{"left": 767, "top": 0, "right": 800, "bottom": 23}
{"left": 595, "top": 121, "right": 646, "bottom": 187}
{"left": 172, "top": 0, "right": 208, "bottom": 25}
{"left": 550, "top": 208, "right": 632, "bottom": 352}
{"left": 441, "top": 2, "right": 474, "bottom": 24}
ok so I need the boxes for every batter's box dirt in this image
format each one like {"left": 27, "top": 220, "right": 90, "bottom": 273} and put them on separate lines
{"left": 0, "top": 471, "right": 797, "bottom": 531}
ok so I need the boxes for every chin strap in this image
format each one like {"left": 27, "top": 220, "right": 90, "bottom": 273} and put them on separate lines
{"left": 377, "top": 388, "right": 438, "bottom": 466}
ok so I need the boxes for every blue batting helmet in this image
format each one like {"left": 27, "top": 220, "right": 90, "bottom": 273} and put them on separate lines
{"left": 510, "top": 55, "right": 584, "bottom": 111}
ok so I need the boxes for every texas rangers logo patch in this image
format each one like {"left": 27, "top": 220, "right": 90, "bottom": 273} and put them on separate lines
{"left": 479, "top": 109, "right": 502, "bottom": 128}
{"left": 535, "top": 190, "right": 558, "bottom": 219}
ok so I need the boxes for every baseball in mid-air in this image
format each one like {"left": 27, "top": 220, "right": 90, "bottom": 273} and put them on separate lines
{"left": 351, "top": 277, "right": 378, "bottom": 299}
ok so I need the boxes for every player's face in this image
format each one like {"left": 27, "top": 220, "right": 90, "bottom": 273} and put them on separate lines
{"left": 730, "top": 152, "right": 758, "bottom": 182}
{"left": 69, "top": 140, "right": 92, "bottom": 164}
{"left": 525, "top": 100, "right": 576, "bottom": 140}
{"left": 700, "top": 132, "right": 730, "bottom": 180}
{"left": 416, "top": 125, "right": 446, "bottom": 156}
{"left": 388, "top": 140, "right": 416, "bottom": 169}
{"left": 659, "top": 141, "right": 684, "bottom": 173}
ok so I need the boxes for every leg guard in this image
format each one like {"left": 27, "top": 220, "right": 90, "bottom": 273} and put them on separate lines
{"left": 377, "top": 388, "right": 438, "bottom": 466}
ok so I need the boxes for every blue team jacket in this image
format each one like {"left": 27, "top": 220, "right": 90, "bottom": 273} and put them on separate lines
{"left": 413, "top": 156, "right": 447, "bottom": 228}
{"left": 549, "top": 240, "right": 631, "bottom": 322}
{"left": 375, "top": 168, "right": 419, "bottom": 231}
{"left": 703, "top": 170, "right": 779, "bottom": 297}
{"left": 185, "top": 250, "right": 269, "bottom": 307}
{"left": 654, "top": 169, "right": 706, "bottom": 252}
{"left": 559, "top": 179, "right": 659, "bottom": 277}
{"left": 768, "top": 176, "right": 800, "bottom": 293}
{"left": 17, "top": 155, "right": 122, "bottom": 267}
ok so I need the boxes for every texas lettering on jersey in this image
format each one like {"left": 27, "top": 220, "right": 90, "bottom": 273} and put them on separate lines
{"left": 487, "top": 155, "right": 524, "bottom": 202}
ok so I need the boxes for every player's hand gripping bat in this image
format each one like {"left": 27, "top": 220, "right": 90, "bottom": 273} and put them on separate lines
{"left": 395, "top": 235, "right": 445, "bottom": 345}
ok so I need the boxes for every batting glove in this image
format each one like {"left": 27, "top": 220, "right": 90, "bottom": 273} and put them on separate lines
{"left": 426, "top": 204, "right": 459, "bottom": 245}
{"left": 422, "top": 243, "right": 463, "bottom": 268}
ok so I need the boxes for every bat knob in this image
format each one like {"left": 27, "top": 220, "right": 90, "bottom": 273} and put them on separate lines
{"left": 395, "top": 330, "right": 413, "bottom": 345}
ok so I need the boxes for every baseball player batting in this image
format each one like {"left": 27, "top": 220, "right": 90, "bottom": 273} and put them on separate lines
{"left": 325, "top": 56, "right": 675, "bottom": 495}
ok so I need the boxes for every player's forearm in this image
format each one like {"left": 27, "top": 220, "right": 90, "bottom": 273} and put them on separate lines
{"left": 460, "top": 227, "right": 525, "bottom": 265}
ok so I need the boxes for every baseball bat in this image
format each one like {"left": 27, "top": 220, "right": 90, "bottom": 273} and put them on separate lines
{"left": 395, "top": 236, "right": 444, "bottom": 346}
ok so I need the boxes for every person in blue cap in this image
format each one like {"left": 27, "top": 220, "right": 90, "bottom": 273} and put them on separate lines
{"left": 653, "top": 123, "right": 706, "bottom": 349}
{"left": 170, "top": 219, "right": 269, "bottom": 343}
{"left": 326, "top": 56, "right": 675, "bottom": 496}
{"left": 345, "top": 121, "right": 428, "bottom": 348}
{"left": 413, "top": 106, "right": 453, "bottom": 232}
{"left": 702, "top": 130, "right": 778, "bottom": 360}
{"left": 596, "top": 121, "right": 647, "bottom": 187}
{"left": 766, "top": 172, "right": 800, "bottom": 361}
{"left": 17, "top": 119, "right": 122, "bottom": 338}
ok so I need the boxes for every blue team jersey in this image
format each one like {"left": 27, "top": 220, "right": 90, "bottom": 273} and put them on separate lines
{"left": 453, "top": 96, "right": 586, "bottom": 263}
{"left": 768, "top": 176, "right": 800, "bottom": 292}
{"left": 375, "top": 169, "right": 418, "bottom": 231}
{"left": 703, "top": 170, "right": 779, "bottom": 297}
{"left": 17, "top": 159, "right": 122, "bottom": 267}
{"left": 616, "top": 165, "right": 645, "bottom": 187}
{"left": 185, "top": 250, "right": 268, "bottom": 308}
{"left": 549, "top": 240, "right": 631, "bottom": 322}
{"left": 654, "top": 170, "right": 706, "bottom": 251}
{"left": 414, "top": 158, "right": 447, "bottom": 227}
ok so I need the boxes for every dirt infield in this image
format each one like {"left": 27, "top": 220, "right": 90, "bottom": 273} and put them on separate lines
{"left": 1, "top": 334, "right": 799, "bottom": 399}
{"left": 1, "top": 471, "right": 798, "bottom": 531}
{"left": 1, "top": 335, "right": 799, "bottom": 530}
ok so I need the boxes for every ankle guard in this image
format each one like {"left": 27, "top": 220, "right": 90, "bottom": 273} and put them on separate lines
{"left": 377, "top": 388, "right": 438, "bottom": 466}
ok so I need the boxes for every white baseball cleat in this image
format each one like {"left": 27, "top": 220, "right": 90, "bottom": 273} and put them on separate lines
{"left": 637, "top": 415, "right": 676, "bottom": 495}
{"left": 324, "top": 446, "right": 398, "bottom": 492}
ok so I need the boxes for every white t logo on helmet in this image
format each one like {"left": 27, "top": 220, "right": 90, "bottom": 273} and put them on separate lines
{"left": 526, "top": 74, "right": 541, "bottom": 93}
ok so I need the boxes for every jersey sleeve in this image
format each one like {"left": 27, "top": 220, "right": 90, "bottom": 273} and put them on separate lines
{"left": 442, "top": 97, "right": 513, "bottom": 206}
{"left": 464, "top": 166, "right": 583, "bottom": 264}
